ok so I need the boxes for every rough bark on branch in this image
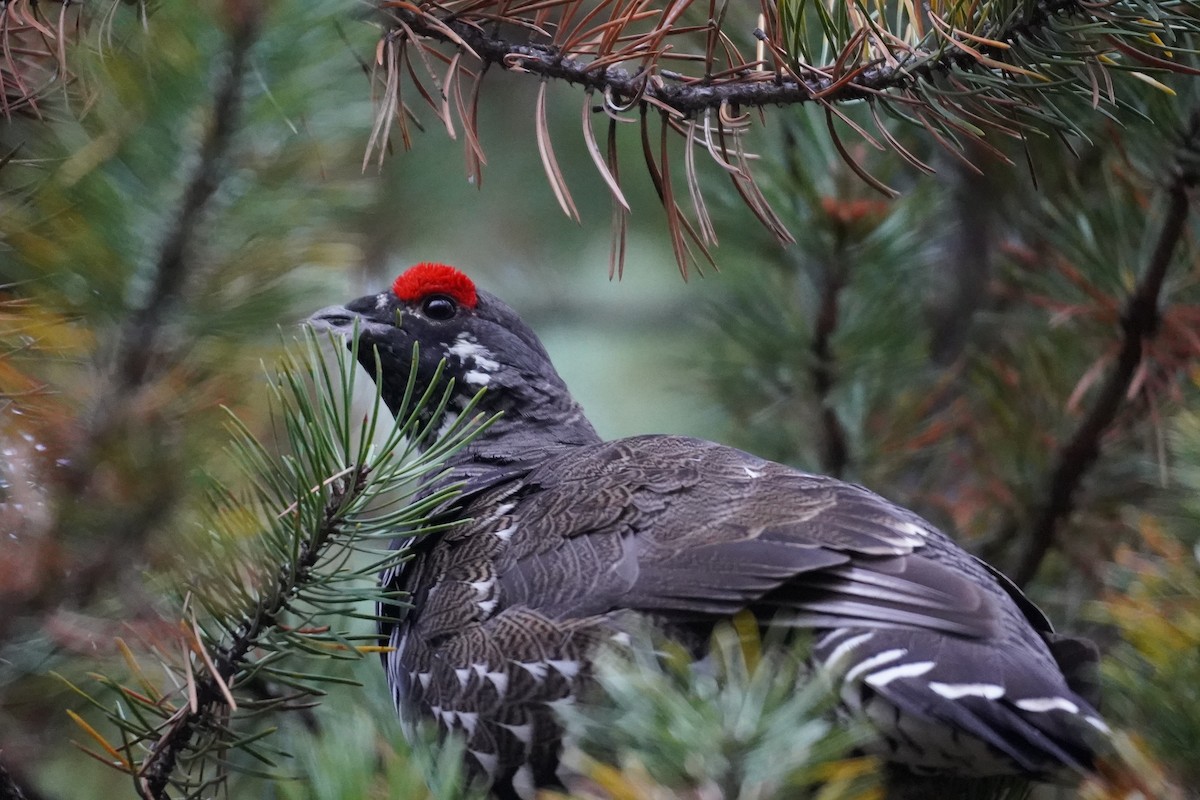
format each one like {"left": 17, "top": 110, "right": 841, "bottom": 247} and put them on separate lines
{"left": 1011, "top": 108, "right": 1200, "bottom": 586}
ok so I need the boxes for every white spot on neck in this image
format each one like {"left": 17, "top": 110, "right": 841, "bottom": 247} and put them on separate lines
{"left": 375, "top": 293, "right": 390, "bottom": 310}
{"left": 449, "top": 333, "right": 501, "bottom": 371}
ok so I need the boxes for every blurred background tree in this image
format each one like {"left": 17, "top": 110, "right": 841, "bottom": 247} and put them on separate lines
{"left": 1, "top": 1, "right": 1199, "bottom": 798}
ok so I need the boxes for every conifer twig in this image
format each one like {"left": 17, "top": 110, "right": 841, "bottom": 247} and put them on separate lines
{"left": 85, "top": 330, "right": 493, "bottom": 800}
{"left": 812, "top": 253, "right": 849, "bottom": 479}
{"left": 382, "top": 0, "right": 1181, "bottom": 117}
{"left": 1011, "top": 108, "right": 1200, "bottom": 586}
{"left": 139, "top": 465, "right": 366, "bottom": 800}
{"left": 109, "top": 7, "right": 260, "bottom": 393}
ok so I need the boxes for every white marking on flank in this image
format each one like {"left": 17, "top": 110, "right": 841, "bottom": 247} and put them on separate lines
{"left": 742, "top": 465, "right": 763, "bottom": 478}
{"left": 477, "top": 598, "right": 498, "bottom": 615}
{"left": 816, "top": 628, "right": 853, "bottom": 649}
{"left": 1016, "top": 696, "right": 1079, "bottom": 714}
{"left": 463, "top": 370, "right": 491, "bottom": 387}
{"left": 458, "top": 711, "right": 479, "bottom": 737}
{"left": 417, "top": 672, "right": 432, "bottom": 691}
{"left": 824, "top": 632, "right": 875, "bottom": 670}
{"left": 548, "top": 659, "right": 581, "bottom": 679}
{"left": 485, "top": 671, "right": 508, "bottom": 696}
{"left": 469, "top": 749, "right": 499, "bottom": 777}
{"left": 928, "top": 682, "right": 1006, "bottom": 700}
{"left": 864, "top": 661, "right": 936, "bottom": 687}
{"left": 454, "top": 668, "right": 472, "bottom": 687}
{"left": 499, "top": 722, "right": 534, "bottom": 746}
{"left": 1085, "top": 716, "right": 1111, "bottom": 733}
{"left": 516, "top": 660, "right": 549, "bottom": 681}
{"left": 844, "top": 649, "right": 907, "bottom": 684}
{"left": 512, "top": 765, "right": 537, "bottom": 800}
{"left": 469, "top": 578, "right": 495, "bottom": 596}
{"left": 547, "top": 695, "right": 576, "bottom": 712}
{"left": 493, "top": 524, "right": 517, "bottom": 542}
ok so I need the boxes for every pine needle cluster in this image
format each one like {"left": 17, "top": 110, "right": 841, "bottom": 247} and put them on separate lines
{"left": 61, "top": 330, "right": 491, "bottom": 799}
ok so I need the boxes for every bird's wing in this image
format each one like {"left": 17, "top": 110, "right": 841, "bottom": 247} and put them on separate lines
{"left": 492, "top": 435, "right": 1003, "bottom": 639}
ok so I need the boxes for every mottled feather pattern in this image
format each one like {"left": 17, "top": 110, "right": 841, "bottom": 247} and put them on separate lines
{"left": 384, "top": 435, "right": 1102, "bottom": 790}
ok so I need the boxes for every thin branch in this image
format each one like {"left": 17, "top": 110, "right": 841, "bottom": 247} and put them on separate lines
{"left": 811, "top": 257, "right": 849, "bottom": 479}
{"left": 394, "top": 9, "right": 874, "bottom": 111}
{"left": 109, "top": 9, "right": 258, "bottom": 394}
{"left": 383, "top": 0, "right": 1132, "bottom": 117}
{"left": 139, "top": 465, "right": 368, "bottom": 800}
{"left": 1010, "top": 108, "right": 1200, "bottom": 586}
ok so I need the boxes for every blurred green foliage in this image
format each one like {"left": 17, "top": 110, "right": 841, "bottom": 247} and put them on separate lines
{"left": 558, "top": 622, "right": 880, "bottom": 800}
{"left": 1095, "top": 411, "right": 1200, "bottom": 788}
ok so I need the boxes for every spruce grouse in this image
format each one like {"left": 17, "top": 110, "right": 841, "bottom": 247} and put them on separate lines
{"left": 309, "top": 263, "right": 1107, "bottom": 798}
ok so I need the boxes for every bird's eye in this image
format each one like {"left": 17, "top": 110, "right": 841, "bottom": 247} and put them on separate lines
{"left": 422, "top": 295, "right": 458, "bottom": 321}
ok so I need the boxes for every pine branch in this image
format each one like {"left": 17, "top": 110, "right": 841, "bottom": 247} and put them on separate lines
{"left": 70, "top": 329, "right": 496, "bottom": 800}
{"left": 811, "top": 249, "right": 849, "bottom": 479}
{"left": 1011, "top": 107, "right": 1200, "bottom": 586}
{"left": 383, "top": 0, "right": 1103, "bottom": 114}
{"left": 0, "top": 1, "right": 81, "bottom": 119}
{"left": 109, "top": 7, "right": 260, "bottom": 393}
{"left": 376, "top": 0, "right": 1200, "bottom": 271}
{"left": 139, "top": 463, "right": 367, "bottom": 800}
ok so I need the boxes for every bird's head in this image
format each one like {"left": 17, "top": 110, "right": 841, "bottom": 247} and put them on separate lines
{"left": 308, "top": 264, "right": 592, "bottom": 447}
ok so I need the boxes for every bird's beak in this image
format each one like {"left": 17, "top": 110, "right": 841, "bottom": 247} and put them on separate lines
{"left": 307, "top": 304, "right": 359, "bottom": 334}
